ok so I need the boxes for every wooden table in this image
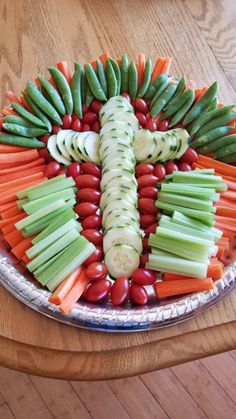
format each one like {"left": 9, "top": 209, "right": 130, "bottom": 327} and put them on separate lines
{"left": 1, "top": 0, "right": 236, "bottom": 381}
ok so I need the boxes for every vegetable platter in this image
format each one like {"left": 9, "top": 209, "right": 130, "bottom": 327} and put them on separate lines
{"left": 0, "top": 53, "right": 236, "bottom": 332}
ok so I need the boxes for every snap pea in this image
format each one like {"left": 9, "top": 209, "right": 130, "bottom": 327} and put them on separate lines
{"left": 150, "top": 78, "right": 170, "bottom": 107}
{"left": 192, "top": 126, "right": 233, "bottom": 149}
{"left": 27, "top": 81, "right": 62, "bottom": 125}
{"left": 162, "top": 88, "right": 191, "bottom": 119}
{"left": 128, "top": 61, "right": 138, "bottom": 100}
{"left": 151, "top": 83, "right": 177, "bottom": 118}
{"left": 120, "top": 54, "right": 129, "bottom": 93}
{"left": 23, "top": 93, "right": 52, "bottom": 132}
{"left": 75, "top": 63, "right": 86, "bottom": 103}
{"left": 190, "top": 104, "right": 235, "bottom": 136}
{"left": 11, "top": 101, "right": 47, "bottom": 129}
{"left": 97, "top": 59, "right": 108, "bottom": 97}
{"left": 206, "top": 97, "right": 218, "bottom": 111}
{"left": 144, "top": 74, "right": 168, "bottom": 100}
{"left": 4, "top": 115, "right": 35, "bottom": 128}
{"left": 218, "top": 153, "right": 236, "bottom": 163}
{"left": 163, "top": 76, "right": 186, "bottom": 111}
{"left": 71, "top": 69, "right": 83, "bottom": 118}
{"left": 169, "top": 89, "right": 195, "bottom": 128}
{"left": 109, "top": 58, "right": 121, "bottom": 95}
{"left": 215, "top": 141, "right": 236, "bottom": 160}
{"left": 85, "top": 63, "right": 107, "bottom": 101}
{"left": 183, "top": 81, "right": 218, "bottom": 125}
{"left": 138, "top": 57, "right": 152, "bottom": 98}
{"left": 48, "top": 67, "right": 73, "bottom": 115}
{"left": 0, "top": 134, "right": 45, "bottom": 148}
{"left": 106, "top": 60, "right": 117, "bottom": 98}
{"left": 3, "top": 123, "right": 47, "bottom": 138}
{"left": 197, "top": 133, "right": 236, "bottom": 154}
{"left": 85, "top": 81, "right": 94, "bottom": 106}
{"left": 38, "top": 76, "right": 66, "bottom": 115}
{"left": 196, "top": 111, "right": 236, "bottom": 138}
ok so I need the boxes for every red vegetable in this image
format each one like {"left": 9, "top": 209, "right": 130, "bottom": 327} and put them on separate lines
{"left": 144, "top": 223, "right": 158, "bottom": 234}
{"left": 140, "top": 213, "right": 156, "bottom": 227}
{"left": 76, "top": 188, "right": 101, "bottom": 203}
{"left": 138, "top": 198, "right": 158, "bottom": 215}
{"left": 135, "top": 163, "right": 154, "bottom": 177}
{"left": 132, "top": 268, "right": 156, "bottom": 285}
{"left": 85, "top": 279, "right": 111, "bottom": 302}
{"left": 44, "top": 162, "right": 61, "bottom": 178}
{"left": 153, "top": 164, "right": 166, "bottom": 180}
{"left": 52, "top": 125, "right": 61, "bottom": 134}
{"left": 146, "top": 119, "right": 157, "bottom": 131}
{"left": 74, "top": 202, "right": 98, "bottom": 218}
{"left": 86, "top": 262, "right": 107, "bottom": 281}
{"left": 180, "top": 148, "right": 198, "bottom": 165}
{"left": 130, "top": 284, "right": 148, "bottom": 305}
{"left": 82, "top": 103, "right": 89, "bottom": 114}
{"left": 62, "top": 114, "right": 72, "bottom": 129}
{"left": 67, "top": 162, "right": 81, "bottom": 178}
{"left": 81, "top": 229, "right": 103, "bottom": 245}
{"left": 133, "top": 98, "right": 148, "bottom": 114}
{"left": 84, "top": 245, "right": 103, "bottom": 266}
{"left": 165, "top": 161, "right": 179, "bottom": 174}
{"left": 38, "top": 148, "right": 54, "bottom": 162}
{"left": 39, "top": 135, "right": 49, "bottom": 145}
{"left": 81, "top": 162, "right": 101, "bottom": 178}
{"left": 83, "top": 112, "right": 98, "bottom": 124}
{"left": 90, "top": 99, "right": 102, "bottom": 114}
{"left": 158, "top": 119, "right": 169, "bottom": 131}
{"left": 82, "top": 123, "right": 91, "bottom": 131}
{"left": 142, "top": 236, "right": 151, "bottom": 252}
{"left": 91, "top": 120, "right": 101, "bottom": 133}
{"left": 72, "top": 119, "right": 82, "bottom": 132}
{"left": 81, "top": 214, "right": 102, "bottom": 230}
{"left": 121, "top": 92, "right": 131, "bottom": 102}
{"left": 111, "top": 276, "right": 129, "bottom": 306}
{"left": 178, "top": 162, "right": 192, "bottom": 171}
{"left": 137, "top": 174, "right": 158, "bottom": 188}
{"left": 136, "top": 112, "right": 147, "bottom": 128}
{"left": 75, "top": 174, "right": 100, "bottom": 189}
{"left": 140, "top": 253, "right": 149, "bottom": 267}
{"left": 139, "top": 186, "right": 158, "bottom": 200}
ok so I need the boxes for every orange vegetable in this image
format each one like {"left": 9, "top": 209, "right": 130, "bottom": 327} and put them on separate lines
{"left": 218, "top": 102, "right": 224, "bottom": 108}
{"left": 5, "top": 91, "right": 20, "bottom": 104}
{"left": 186, "top": 79, "right": 197, "bottom": 89}
{"left": 221, "top": 190, "right": 236, "bottom": 201}
{"left": 0, "top": 177, "right": 47, "bottom": 205}
{"left": 98, "top": 52, "right": 109, "bottom": 67}
{"left": 151, "top": 57, "right": 166, "bottom": 81}
{"left": 196, "top": 86, "right": 208, "bottom": 102}
{"left": 117, "top": 58, "right": 121, "bottom": 66}
{"left": 159, "top": 57, "right": 172, "bottom": 75}
{"left": 0, "top": 149, "right": 39, "bottom": 164}
{"left": 60, "top": 269, "right": 89, "bottom": 314}
{"left": 21, "top": 254, "right": 30, "bottom": 264}
{"left": 11, "top": 238, "right": 32, "bottom": 260}
{"left": 4, "top": 230, "right": 24, "bottom": 247}
{"left": 1, "top": 205, "right": 23, "bottom": 220}
{"left": 0, "top": 157, "right": 45, "bottom": 175}
{"left": 0, "top": 164, "right": 46, "bottom": 183}
{"left": 0, "top": 172, "right": 44, "bottom": 194}
{"left": 0, "top": 213, "right": 27, "bottom": 229}
{"left": 194, "top": 87, "right": 202, "bottom": 100}
{"left": 197, "top": 154, "right": 236, "bottom": 177}
{"left": 215, "top": 225, "right": 235, "bottom": 239}
{"left": 136, "top": 53, "right": 146, "bottom": 87}
{"left": 155, "top": 278, "right": 214, "bottom": 298}
{"left": 2, "top": 224, "right": 18, "bottom": 235}
{"left": 18, "top": 96, "right": 32, "bottom": 112}
{"left": 57, "top": 61, "right": 71, "bottom": 84}
{"left": 90, "top": 60, "right": 97, "bottom": 71}
{"left": 48, "top": 76, "right": 58, "bottom": 89}
{"left": 1, "top": 107, "right": 18, "bottom": 116}
{"left": 0, "top": 144, "right": 30, "bottom": 153}
{"left": 216, "top": 198, "right": 236, "bottom": 209}
{"left": 215, "top": 206, "right": 236, "bottom": 218}
{"left": 0, "top": 202, "right": 17, "bottom": 213}
{"left": 163, "top": 260, "right": 223, "bottom": 281}
{"left": 48, "top": 266, "right": 83, "bottom": 305}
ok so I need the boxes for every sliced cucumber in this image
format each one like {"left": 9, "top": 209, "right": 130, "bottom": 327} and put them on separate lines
{"left": 105, "top": 244, "right": 140, "bottom": 278}
{"left": 103, "top": 226, "right": 142, "bottom": 254}
{"left": 103, "top": 175, "right": 137, "bottom": 191}
{"left": 100, "top": 142, "right": 135, "bottom": 160}
{"left": 175, "top": 128, "right": 190, "bottom": 159}
{"left": 100, "top": 105, "right": 131, "bottom": 125}
{"left": 133, "top": 129, "right": 156, "bottom": 161}
{"left": 84, "top": 132, "right": 100, "bottom": 164}
{"left": 102, "top": 199, "right": 139, "bottom": 224}
{"left": 56, "top": 130, "right": 72, "bottom": 162}
{"left": 104, "top": 217, "right": 140, "bottom": 232}
{"left": 99, "top": 130, "right": 133, "bottom": 146}
{"left": 64, "top": 130, "right": 79, "bottom": 161}
{"left": 47, "top": 135, "right": 71, "bottom": 166}
{"left": 102, "top": 156, "right": 134, "bottom": 172}
{"left": 108, "top": 111, "right": 139, "bottom": 132}
{"left": 100, "top": 189, "right": 136, "bottom": 211}
{"left": 101, "top": 168, "right": 136, "bottom": 191}
{"left": 100, "top": 120, "right": 134, "bottom": 138}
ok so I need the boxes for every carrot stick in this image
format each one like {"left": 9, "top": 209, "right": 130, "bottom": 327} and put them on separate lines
{"left": 215, "top": 206, "right": 236, "bottom": 218}
{"left": 215, "top": 220, "right": 236, "bottom": 232}
{"left": 207, "top": 261, "right": 223, "bottom": 280}
{"left": 0, "top": 144, "right": 30, "bottom": 153}
{"left": 216, "top": 198, "right": 236, "bottom": 208}
{"left": 48, "top": 266, "right": 83, "bottom": 305}
{"left": 159, "top": 57, "right": 172, "bottom": 75}
{"left": 1, "top": 107, "right": 18, "bottom": 116}
{"left": 196, "top": 86, "right": 208, "bottom": 102}
{"left": 60, "top": 269, "right": 89, "bottom": 314}
{"left": 98, "top": 52, "right": 109, "bottom": 67}
{"left": 220, "top": 190, "right": 236, "bottom": 201}
{"left": 18, "top": 96, "right": 32, "bottom": 112}
{"left": 197, "top": 154, "right": 236, "bottom": 177}
{"left": 90, "top": 60, "right": 97, "bottom": 71}
{"left": 4, "top": 230, "right": 24, "bottom": 247}
{"left": 217, "top": 246, "right": 226, "bottom": 258}
{"left": 151, "top": 57, "right": 166, "bottom": 81}
{"left": 215, "top": 225, "right": 235, "bottom": 239}
{"left": 194, "top": 87, "right": 202, "bottom": 100}
{"left": 1, "top": 205, "right": 23, "bottom": 220}
{"left": 0, "top": 177, "right": 47, "bottom": 205}
{"left": 155, "top": 278, "right": 214, "bottom": 298}
{"left": 2, "top": 224, "right": 18, "bottom": 234}
{"left": 136, "top": 53, "right": 146, "bottom": 87}
{"left": 0, "top": 172, "right": 44, "bottom": 193}
{"left": 0, "top": 213, "right": 26, "bottom": 229}
{"left": 215, "top": 215, "right": 236, "bottom": 224}
{"left": 0, "top": 158, "right": 45, "bottom": 175}
{"left": 57, "top": 61, "right": 71, "bottom": 84}
{"left": 11, "top": 238, "right": 32, "bottom": 260}
{"left": 21, "top": 254, "right": 30, "bottom": 264}
{"left": 0, "top": 165, "right": 46, "bottom": 183}
{"left": 0, "top": 149, "right": 39, "bottom": 164}
{"left": 117, "top": 58, "right": 121, "bottom": 66}
{"left": 218, "top": 102, "right": 224, "bottom": 108}
{"left": 0, "top": 202, "right": 17, "bottom": 213}
{"left": 5, "top": 91, "right": 20, "bottom": 104}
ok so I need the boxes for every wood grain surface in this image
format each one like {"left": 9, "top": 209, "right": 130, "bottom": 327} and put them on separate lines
{"left": 0, "top": 0, "right": 236, "bottom": 380}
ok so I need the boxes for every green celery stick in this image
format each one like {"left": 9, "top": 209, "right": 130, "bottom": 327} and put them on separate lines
{"left": 158, "top": 191, "right": 215, "bottom": 212}
{"left": 172, "top": 172, "right": 223, "bottom": 184}
{"left": 34, "top": 249, "right": 65, "bottom": 277}
{"left": 165, "top": 168, "right": 215, "bottom": 181}
{"left": 172, "top": 211, "right": 222, "bottom": 240}
{"left": 159, "top": 218, "right": 217, "bottom": 242}
{"left": 161, "top": 183, "right": 219, "bottom": 201}
{"left": 146, "top": 254, "right": 208, "bottom": 278}
{"left": 156, "top": 201, "right": 215, "bottom": 226}
{"left": 26, "top": 177, "right": 75, "bottom": 201}
{"left": 23, "top": 188, "right": 75, "bottom": 214}
{"left": 17, "top": 198, "right": 28, "bottom": 209}
{"left": 16, "top": 199, "right": 65, "bottom": 230}
{"left": 17, "top": 174, "right": 65, "bottom": 199}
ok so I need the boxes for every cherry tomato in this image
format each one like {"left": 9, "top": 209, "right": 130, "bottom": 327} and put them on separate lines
{"left": 111, "top": 276, "right": 129, "bottom": 306}
{"left": 153, "top": 164, "right": 166, "bottom": 180}
{"left": 71, "top": 112, "right": 78, "bottom": 122}
{"left": 158, "top": 119, "right": 169, "bottom": 131}
{"left": 137, "top": 174, "right": 158, "bottom": 188}
{"left": 121, "top": 92, "right": 131, "bottom": 102}
{"left": 39, "top": 135, "right": 49, "bottom": 144}
{"left": 91, "top": 120, "right": 101, "bottom": 133}
{"left": 142, "top": 236, "right": 151, "bottom": 252}
{"left": 144, "top": 223, "right": 158, "bottom": 235}
{"left": 130, "top": 284, "right": 148, "bottom": 305}
{"left": 133, "top": 98, "right": 148, "bottom": 114}
{"left": 81, "top": 229, "right": 103, "bottom": 245}
{"left": 138, "top": 198, "right": 158, "bottom": 215}
{"left": 180, "top": 147, "right": 198, "bottom": 164}
{"left": 135, "top": 163, "right": 154, "bottom": 177}
{"left": 74, "top": 202, "right": 98, "bottom": 218}
{"left": 72, "top": 118, "right": 82, "bottom": 131}
{"left": 75, "top": 174, "right": 100, "bottom": 189}
{"left": 67, "top": 162, "right": 81, "bottom": 178}
{"left": 165, "top": 161, "right": 179, "bottom": 174}
{"left": 81, "top": 215, "right": 102, "bottom": 230}
{"left": 85, "top": 279, "right": 111, "bottom": 302}
{"left": 62, "top": 114, "right": 72, "bottom": 129}
{"left": 132, "top": 268, "right": 156, "bottom": 285}
{"left": 178, "top": 162, "right": 192, "bottom": 171}
{"left": 136, "top": 112, "right": 147, "bottom": 128}
{"left": 52, "top": 125, "right": 61, "bottom": 134}
{"left": 146, "top": 119, "right": 157, "bottom": 131}
{"left": 140, "top": 214, "right": 156, "bottom": 228}
{"left": 83, "top": 112, "right": 98, "bottom": 124}
{"left": 90, "top": 99, "right": 102, "bottom": 114}
{"left": 38, "top": 148, "right": 54, "bottom": 162}
{"left": 81, "top": 162, "right": 101, "bottom": 178}
{"left": 139, "top": 186, "right": 158, "bottom": 200}
{"left": 84, "top": 245, "right": 103, "bottom": 266}
{"left": 140, "top": 253, "right": 149, "bottom": 267}
{"left": 146, "top": 112, "right": 151, "bottom": 121}
{"left": 82, "top": 123, "right": 91, "bottom": 131}
{"left": 82, "top": 103, "right": 90, "bottom": 114}
{"left": 86, "top": 262, "right": 107, "bottom": 281}
{"left": 44, "top": 162, "right": 61, "bottom": 178}
{"left": 76, "top": 188, "right": 101, "bottom": 203}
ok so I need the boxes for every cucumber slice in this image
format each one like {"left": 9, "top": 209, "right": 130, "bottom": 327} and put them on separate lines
{"left": 105, "top": 244, "right": 140, "bottom": 278}
{"left": 102, "top": 156, "right": 134, "bottom": 172}
{"left": 100, "top": 120, "right": 133, "bottom": 138}
{"left": 101, "top": 168, "right": 136, "bottom": 191}
{"left": 100, "top": 104, "right": 131, "bottom": 125}
{"left": 157, "top": 132, "right": 172, "bottom": 162}
{"left": 84, "top": 132, "right": 100, "bottom": 164}
{"left": 100, "top": 189, "right": 136, "bottom": 210}
{"left": 100, "top": 142, "right": 135, "bottom": 160}
{"left": 103, "top": 226, "right": 142, "bottom": 254}
{"left": 99, "top": 96, "right": 132, "bottom": 120}
{"left": 56, "top": 130, "right": 72, "bottom": 162}
{"left": 108, "top": 110, "right": 139, "bottom": 132}
{"left": 104, "top": 216, "right": 140, "bottom": 232}
{"left": 150, "top": 133, "right": 164, "bottom": 162}
{"left": 133, "top": 129, "right": 156, "bottom": 161}
{"left": 166, "top": 132, "right": 178, "bottom": 161}
{"left": 64, "top": 130, "right": 80, "bottom": 161}
{"left": 99, "top": 130, "right": 133, "bottom": 146}
{"left": 99, "top": 139, "right": 132, "bottom": 158}
{"left": 102, "top": 199, "right": 139, "bottom": 224}
{"left": 103, "top": 175, "right": 137, "bottom": 191}
{"left": 47, "top": 135, "right": 71, "bottom": 165}
{"left": 175, "top": 128, "right": 190, "bottom": 159}
{"left": 102, "top": 146, "right": 135, "bottom": 164}
{"left": 72, "top": 132, "right": 89, "bottom": 162}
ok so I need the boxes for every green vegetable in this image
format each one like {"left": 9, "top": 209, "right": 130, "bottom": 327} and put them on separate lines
{"left": 195, "top": 112, "right": 236, "bottom": 138}
{"left": 172, "top": 211, "right": 222, "bottom": 241}
{"left": 23, "top": 188, "right": 75, "bottom": 214}
{"left": 97, "top": 59, "right": 108, "bottom": 97}
{"left": 128, "top": 61, "right": 138, "bottom": 100}
{"left": 11, "top": 101, "right": 47, "bottom": 128}
{"left": 169, "top": 89, "right": 195, "bottom": 127}
{"left": 4, "top": 115, "right": 35, "bottom": 128}
{"left": 161, "top": 183, "right": 219, "bottom": 200}
{"left": 183, "top": 81, "right": 218, "bottom": 125}
{"left": 138, "top": 57, "right": 152, "bottom": 97}
{"left": 156, "top": 201, "right": 215, "bottom": 226}
{"left": 48, "top": 67, "right": 73, "bottom": 115}
{"left": 217, "top": 153, "right": 236, "bottom": 163}
{"left": 159, "top": 218, "right": 217, "bottom": 242}
{"left": 150, "top": 78, "right": 170, "bottom": 107}
{"left": 109, "top": 58, "right": 121, "bottom": 95}
{"left": 16, "top": 199, "right": 66, "bottom": 230}
{"left": 17, "top": 175, "right": 64, "bottom": 199}
{"left": 144, "top": 74, "right": 167, "bottom": 100}
{"left": 197, "top": 133, "right": 236, "bottom": 154}
{"left": 22, "top": 93, "right": 52, "bottom": 132}
{"left": 191, "top": 126, "right": 233, "bottom": 149}
{"left": 158, "top": 191, "right": 214, "bottom": 212}
{"left": 106, "top": 60, "right": 117, "bottom": 98}
{"left": 0, "top": 134, "right": 45, "bottom": 148}
{"left": 26, "top": 81, "right": 62, "bottom": 125}
{"left": 26, "top": 177, "right": 75, "bottom": 201}
{"left": 120, "top": 54, "right": 129, "bottom": 93}
{"left": 38, "top": 75, "right": 66, "bottom": 115}
{"left": 71, "top": 68, "right": 83, "bottom": 118}
{"left": 161, "top": 88, "right": 191, "bottom": 119}
{"left": 2, "top": 123, "right": 47, "bottom": 138}
{"left": 215, "top": 141, "right": 236, "bottom": 160}
{"left": 146, "top": 253, "right": 207, "bottom": 278}
{"left": 85, "top": 81, "right": 94, "bottom": 106}
{"left": 151, "top": 82, "right": 177, "bottom": 117}
{"left": 190, "top": 104, "right": 235, "bottom": 136}
{"left": 85, "top": 63, "right": 107, "bottom": 101}
{"left": 163, "top": 76, "right": 186, "bottom": 110}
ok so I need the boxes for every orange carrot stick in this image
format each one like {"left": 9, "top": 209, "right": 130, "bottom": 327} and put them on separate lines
{"left": 151, "top": 57, "right": 166, "bottom": 81}
{"left": 0, "top": 149, "right": 39, "bottom": 164}
{"left": 0, "top": 213, "right": 26, "bottom": 229}
{"left": 215, "top": 215, "right": 236, "bottom": 224}
{"left": 21, "top": 254, "right": 30, "bottom": 264}
{"left": 48, "top": 266, "right": 83, "bottom": 305}
{"left": 0, "top": 172, "right": 44, "bottom": 194}
{"left": 1, "top": 107, "right": 18, "bottom": 116}
{"left": 215, "top": 206, "right": 236, "bottom": 218}
{"left": 186, "top": 79, "right": 197, "bottom": 89}
{"left": 197, "top": 154, "right": 236, "bottom": 177}
{"left": 136, "top": 53, "right": 146, "bottom": 87}
{"left": 215, "top": 225, "right": 235, "bottom": 239}
{"left": 163, "top": 261, "right": 223, "bottom": 281}
{"left": 60, "top": 269, "right": 90, "bottom": 314}
{"left": 155, "top": 278, "right": 214, "bottom": 298}
{"left": 0, "top": 177, "right": 47, "bottom": 205}
{"left": 90, "top": 60, "right": 97, "bottom": 71}
{"left": 0, "top": 158, "right": 45, "bottom": 175}
{"left": 1, "top": 205, "right": 23, "bottom": 220}
{"left": 98, "top": 52, "right": 109, "bottom": 67}
{"left": 2, "top": 224, "right": 19, "bottom": 235}
{"left": 18, "top": 96, "right": 32, "bottom": 112}
{"left": 159, "top": 57, "right": 172, "bottom": 75}
{"left": 0, "top": 144, "right": 29, "bottom": 153}
{"left": 0, "top": 165, "right": 46, "bottom": 183}
{"left": 4, "top": 230, "right": 24, "bottom": 247}
{"left": 5, "top": 91, "right": 20, "bottom": 104}
{"left": 216, "top": 198, "right": 236, "bottom": 209}
{"left": 218, "top": 102, "right": 224, "bottom": 108}
{"left": 196, "top": 86, "right": 208, "bottom": 102}
{"left": 57, "top": 61, "right": 71, "bottom": 84}
{"left": 0, "top": 202, "right": 17, "bottom": 213}
{"left": 11, "top": 238, "right": 32, "bottom": 260}
{"left": 221, "top": 190, "right": 236, "bottom": 201}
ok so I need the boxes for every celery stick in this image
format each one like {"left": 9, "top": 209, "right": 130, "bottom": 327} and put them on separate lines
{"left": 34, "top": 249, "right": 65, "bottom": 276}
{"left": 23, "top": 188, "right": 75, "bottom": 214}
{"left": 165, "top": 169, "right": 215, "bottom": 181}
{"left": 156, "top": 201, "right": 215, "bottom": 226}
{"left": 27, "top": 177, "right": 75, "bottom": 201}
{"left": 172, "top": 172, "right": 221, "bottom": 183}
{"left": 17, "top": 175, "right": 65, "bottom": 199}
{"left": 156, "top": 226, "right": 214, "bottom": 246}
{"left": 27, "top": 229, "right": 80, "bottom": 272}
{"left": 159, "top": 218, "right": 218, "bottom": 242}
{"left": 16, "top": 199, "right": 65, "bottom": 230}
{"left": 17, "top": 198, "right": 28, "bottom": 209}
{"left": 146, "top": 254, "right": 208, "bottom": 278}
{"left": 159, "top": 192, "right": 214, "bottom": 212}
{"left": 161, "top": 183, "right": 219, "bottom": 201}
{"left": 172, "top": 211, "right": 222, "bottom": 240}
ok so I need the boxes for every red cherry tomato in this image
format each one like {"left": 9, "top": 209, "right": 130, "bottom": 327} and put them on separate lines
{"left": 81, "top": 162, "right": 101, "bottom": 178}
{"left": 52, "top": 125, "right": 61, "bottom": 134}
{"left": 44, "top": 162, "right": 61, "bottom": 178}
{"left": 82, "top": 123, "right": 91, "bottom": 131}
{"left": 137, "top": 174, "right": 158, "bottom": 188}
{"left": 72, "top": 118, "right": 82, "bottom": 132}
{"left": 75, "top": 174, "right": 100, "bottom": 189}
{"left": 139, "top": 186, "right": 158, "bottom": 200}
{"left": 84, "top": 245, "right": 103, "bottom": 266}
{"left": 81, "top": 229, "right": 103, "bottom": 245}
{"left": 138, "top": 198, "right": 158, "bottom": 215}
{"left": 130, "top": 284, "right": 148, "bottom": 305}
{"left": 91, "top": 120, "right": 101, "bottom": 133}
{"left": 146, "top": 112, "right": 151, "bottom": 121}
{"left": 85, "top": 279, "right": 111, "bottom": 302}
{"left": 144, "top": 223, "right": 158, "bottom": 235}
{"left": 133, "top": 98, "right": 148, "bottom": 114}
{"left": 81, "top": 215, "right": 102, "bottom": 230}
{"left": 38, "top": 148, "right": 54, "bottom": 162}
{"left": 62, "top": 114, "right": 72, "bottom": 129}
{"left": 39, "top": 135, "right": 49, "bottom": 144}
{"left": 71, "top": 112, "right": 77, "bottom": 122}
{"left": 111, "top": 276, "right": 129, "bottom": 306}
{"left": 132, "top": 268, "right": 156, "bottom": 285}
{"left": 83, "top": 112, "right": 98, "bottom": 124}
{"left": 74, "top": 202, "right": 98, "bottom": 218}
{"left": 178, "top": 162, "right": 192, "bottom": 171}
{"left": 146, "top": 119, "right": 157, "bottom": 131}
{"left": 153, "top": 164, "right": 166, "bottom": 180}
{"left": 142, "top": 236, "right": 151, "bottom": 252}
{"left": 158, "top": 119, "right": 169, "bottom": 131}
{"left": 165, "top": 161, "right": 179, "bottom": 174}
{"left": 76, "top": 188, "right": 101, "bottom": 203}
{"left": 136, "top": 112, "right": 147, "bottom": 128}
{"left": 90, "top": 99, "right": 102, "bottom": 114}
{"left": 86, "top": 262, "right": 107, "bottom": 281}
{"left": 121, "top": 92, "right": 131, "bottom": 102}
{"left": 180, "top": 147, "right": 198, "bottom": 164}
{"left": 67, "top": 162, "right": 81, "bottom": 178}
{"left": 82, "top": 103, "right": 90, "bottom": 114}
{"left": 140, "top": 214, "right": 156, "bottom": 228}
{"left": 140, "top": 253, "right": 149, "bottom": 267}
{"left": 135, "top": 163, "right": 154, "bottom": 177}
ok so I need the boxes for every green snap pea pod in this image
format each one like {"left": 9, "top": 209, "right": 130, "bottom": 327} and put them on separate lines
{"left": 26, "top": 81, "right": 62, "bottom": 125}
{"left": 38, "top": 76, "right": 66, "bottom": 116}
{"left": 4, "top": 115, "right": 35, "bottom": 128}
{"left": 161, "top": 88, "right": 191, "bottom": 119}
{"left": 169, "top": 89, "right": 195, "bottom": 128}
{"left": 190, "top": 104, "right": 235, "bottom": 136}
{"left": 106, "top": 60, "right": 117, "bottom": 98}
{"left": 109, "top": 58, "right": 121, "bottom": 95}
{"left": 144, "top": 74, "right": 168, "bottom": 100}
{"left": 71, "top": 69, "right": 83, "bottom": 119}
{"left": 215, "top": 141, "right": 236, "bottom": 160}
{"left": 205, "top": 97, "right": 218, "bottom": 111}
{"left": 120, "top": 54, "right": 129, "bottom": 93}
{"left": 192, "top": 126, "right": 233, "bottom": 149}
{"left": 0, "top": 134, "right": 45, "bottom": 148}
{"left": 128, "top": 61, "right": 138, "bottom": 100}
{"left": 23, "top": 93, "right": 52, "bottom": 132}
{"left": 48, "top": 67, "right": 73, "bottom": 115}
{"left": 183, "top": 81, "right": 218, "bottom": 125}
{"left": 151, "top": 83, "right": 177, "bottom": 118}
{"left": 138, "top": 57, "right": 152, "bottom": 98}
{"left": 97, "top": 59, "right": 108, "bottom": 97}
{"left": 150, "top": 78, "right": 171, "bottom": 107}
{"left": 197, "top": 134, "right": 236, "bottom": 154}
{"left": 163, "top": 76, "right": 186, "bottom": 111}
{"left": 75, "top": 63, "right": 86, "bottom": 103}
{"left": 11, "top": 102, "right": 46, "bottom": 129}
{"left": 196, "top": 111, "right": 236, "bottom": 138}
{"left": 85, "top": 81, "right": 94, "bottom": 106}
{"left": 3, "top": 123, "right": 47, "bottom": 138}
{"left": 218, "top": 153, "right": 236, "bottom": 163}
{"left": 85, "top": 63, "right": 107, "bottom": 101}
